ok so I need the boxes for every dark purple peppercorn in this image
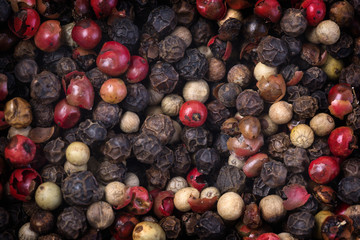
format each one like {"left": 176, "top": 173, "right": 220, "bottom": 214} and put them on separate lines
{"left": 216, "top": 165, "right": 246, "bottom": 194}
{"left": 121, "top": 83, "right": 149, "bottom": 113}
{"left": 92, "top": 101, "right": 122, "bottom": 129}
{"left": 302, "top": 67, "right": 327, "bottom": 91}
{"left": 154, "top": 146, "right": 174, "bottom": 171}
{"left": 132, "top": 133, "right": 163, "bottom": 165}
{"left": 159, "top": 216, "right": 181, "bottom": 239}
{"left": 141, "top": 114, "right": 175, "bottom": 145}
{"left": 43, "top": 138, "right": 66, "bottom": 164}
{"left": 190, "top": 17, "right": 214, "bottom": 46}
{"left": 260, "top": 160, "right": 287, "bottom": 188}
{"left": 96, "top": 161, "right": 126, "bottom": 185}
{"left": 284, "top": 147, "right": 309, "bottom": 173}
{"left": 145, "top": 6, "right": 177, "bottom": 38}
{"left": 339, "top": 63, "right": 360, "bottom": 88}
{"left": 41, "top": 164, "right": 67, "bottom": 186}
{"left": 172, "top": 144, "right": 191, "bottom": 176}
{"left": 327, "top": 33, "right": 353, "bottom": 59}
{"left": 14, "top": 58, "right": 38, "bottom": 83}
{"left": 181, "top": 126, "right": 212, "bottom": 153}
{"left": 257, "top": 36, "right": 289, "bottom": 67}
{"left": 195, "top": 148, "right": 220, "bottom": 175}
{"left": 30, "top": 71, "right": 61, "bottom": 104}
{"left": 55, "top": 57, "right": 77, "bottom": 77}
{"left": 159, "top": 35, "right": 186, "bottom": 63}
{"left": 217, "top": 83, "right": 242, "bottom": 108}
{"left": 293, "top": 96, "right": 318, "bottom": 119}
{"left": 108, "top": 17, "right": 139, "bottom": 51}
{"left": 150, "top": 61, "right": 179, "bottom": 94}
{"left": 175, "top": 48, "right": 209, "bottom": 81}
{"left": 146, "top": 166, "right": 170, "bottom": 189}
{"left": 195, "top": 211, "right": 226, "bottom": 240}
{"left": 338, "top": 176, "right": 360, "bottom": 205}
{"left": 267, "top": 132, "right": 291, "bottom": 159}
{"left": 206, "top": 100, "right": 231, "bottom": 131}
{"left": 86, "top": 67, "right": 108, "bottom": 91}
{"left": 287, "top": 212, "right": 315, "bottom": 238}
{"left": 77, "top": 119, "right": 107, "bottom": 146}
{"left": 236, "top": 89, "right": 264, "bottom": 117}
{"left": 218, "top": 18, "right": 242, "bottom": 41}
{"left": 57, "top": 207, "right": 87, "bottom": 239}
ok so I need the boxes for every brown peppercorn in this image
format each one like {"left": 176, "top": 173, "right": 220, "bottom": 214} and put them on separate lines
{"left": 217, "top": 83, "right": 242, "bottom": 108}
{"left": 206, "top": 100, "right": 231, "bottom": 131}
{"left": 227, "top": 64, "right": 252, "bottom": 88}
{"left": 30, "top": 71, "right": 61, "bottom": 104}
{"left": 146, "top": 166, "right": 170, "bottom": 189}
{"left": 92, "top": 101, "right": 122, "bottom": 129}
{"left": 30, "top": 210, "right": 54, "bottom": 235}
{"left": 77, "top": 119, "right": 107, "bottom": 146}
{"left": 41, "top": 164, "right": 67, "bottom": 186}
{"left": 340, "top": 63, "right": 360, "bottom": 88}
{"left": 30, "top": 100, "right": 54, "bottom": 127}
{"left": 280, "top": 8, "right": 307, "bottom": 37}
{"left": 239, "top": 116, "right": 261, "bottom": 139}
{"left": 159, "top": 216, "right": 181, "bottom": 239}
{"left": 207, "top": 57, "right": 226, "bottom": 82}
{"left": 301, "top": 43, "right": 327, "bottom": 66}
{"left": 55, "top": 57, "right": 77, "bottom": 77}
{"left": 242, "top": 15, "right": 269, "bottom": 42}
{"left": 86, "top": 67, "right": 108, "bottom": 91}
{"left": 57, "top": 207, "right": 87, "bottom": 239}
{"left": 175, "top": 48, "right": 209, "bottom": 81}
{"left": 14, "top": 58, "right": 38, "bottom": 83}
{"left": 145, "top": 6, "right": 177, "bottom": 39}
{"left": 172, "top": 144, "right": 191, "bottom": 176}
{"left": 293, "top": 96, "right": 318, "bottom": 119}
{"left": 287, "top": 212, "right": 315, "bottom": 238}
{"left": 139, "top": 33, "right": 159, "bottom": 63}
{"left": 267, "top": 132, "right": 291, "bottom": 159}
{"left": 96, "top": 161, "right": 126, "bottom": 185}
{"left": 257, "top": 74, "right": 286, "bottom": 103}
{"left": 307, "top": 137, "right": 331, "bottom": 161}
{"left": 216, "top": 165, "right": 246, "bottom": 194}
{"left": 190, "top": 17, "right": 214, "bottom": 46}
{"left": 4, "top": 97, "right": 32, "bottom": 128}
{"left": 182, "top": 212, "right": 201, "bottom": 236}
{"left": 171, "top": 26, "right": 192, "bottom": 48}
{"left": 260, "top": 160, "right": 287, "bottom": 188}
{"left": 218, "top": 18, "right": 242, "bottom": 41}
{"left": 243, "top": 203, "right": 262, "bottom": 229}
{"left": 259, "top": 114, "right": 278, "bottom": 136}
{"left": 329, "top": 1, "right": 354, "bottom": 27}
{"left": 43, "top": 138, "right": 66, "bottom": 164}
{"left": 181, "top": 126, "right": 212, "bottom": 153}
{"left": 121, "top": 83, "right": 149, "bottom": 113}
{"left": 101, "top": 134, "right": 131, "bottom": 163}
{"left": 172, "top": 0, "right": 195, "bottom": 26}
{"left": 257, "top": 36, "right": 288, "bottom": 67}
{"left": 342, "top": 158, "right": 360, "bottom": 178}
{"left": 14, "top": 40, "right": 37, "bottom": 59}
{"left": 327, "top": 33, "right": 353, "bottom": 59}
{"left": 221, "top": 118, "right": 241, "bottom": 136}
{"left": 236, "top": 89, "right": 264, "bottom": 117}
{"left": 86, "top": 201, "right": 115, "bottom": 230}
{"left": 159, "top": 35, "right": 186, "bottom": 63}
{"left": 284, "top": 147, "right": 309, "bottom": 173}
{"left": 141, "top": 114, "right": 175, "bottom": 145}
{"left": 132, "top": 133, "right": 163, "bottom": 164}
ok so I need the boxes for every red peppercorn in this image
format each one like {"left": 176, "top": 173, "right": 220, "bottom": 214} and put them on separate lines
{"left": 226, "top": 0, "right": 253, "bottom": 10}
{"left": 179, "top": 100, "right": 208, "bottom": 127}
{"left": 227, "top": 134, "right": 264, "bottom": 157}
{"left": 300, "top": 0, "right": 326, "bottom": 26}
{"left": 187, "top": 168, "right": 207, "bottom": 192}
{"left": 308, "top": 156, "right": 340, "bottom": 184}
{"left": 254, "top": 0, "right": 282, "bottom": 23}
{"left": 256, "top": 233, "right": 281, "bottom": 240}
{"left": 126, "top": 186, "right": 153, "bottom": 215}
{"left": 111, "top": 212, "right": 139, "bottom": 240}
{"left": 328, "top": 126, "right": 357, "bottom": 158}
{"left": 153, "top": 191, "right": 175, "bottom": 218}
{"left": 97, "top": 41, "right": 131, "bottom": 76}
{"left": 188, "top": 196, "right": 218, "bottom": 213}
{"left": 100, "top": 78, "right": 127, "bottom": 104}
{"left": 34, "top": 20, "right": 62, "bottom": 52}
{"left": 9, "top": 168, "right": 42, "bottom": 202}
{"left": 328, "top": 83, "right": 354, "bottom": 120}
{"left": 196, "top": 0, "right": 227, "bottom": 20}
{"left": 8, "top": 8, "right": 40, "bottom": 40}
{"left": 72, "top": 19, "right": 102, "bottom": 50}
{"left": 125, "top": 56, "right": 149, "bottom": 83}
{"left": 91, "top": 0, "right": 118, "bottom": 19}
{"left": 5, "top": 135, "right": 36, "bottom": 167}
{"left": 54, "top": 99, "right": 81, "bottom": 129}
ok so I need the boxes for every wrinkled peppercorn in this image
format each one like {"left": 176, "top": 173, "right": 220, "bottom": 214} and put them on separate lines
{"left": 267, "top": 132, "right": 291, "bottom": 159}
{"left": 243, "top": 203, "right": 262, "bottom": 229}
{"left": 14, "top": 58, "right": 38, "bottom": 83}
{"left": 307, "top": 137, "right": 331, "bottom": 160}
{"left": 280, "top": 64, "right": 301, "bottom": 84}
{"left": 286, "top": 85, "right": 310, "bottom": 102}
{"left": 41, "top": 164, "right": 67, "bottom": 186}
{"left": 77, "top": 120, "right": 107, "bottom": 146}
{"left": 338, "top": 176, "right": 360, "bottom": 205}
{"left": 236, "top": 90, "right": 264, "bottom": 117}
{"left": 327, "top": 33, "right": 353, "bottom": 59}
{"left": 281, "top": 36, "right": 302, "bottom": 57}
{"left": 182, "top": 212, "right": 201, "bottom": 236}
{"left": 293, "top": 96, "right": 318, "bottom": 119}
{"left": 287, "top": 211, "right": 315, "bottom": 238}
{"left": 30, "top": 71, "right": 61, "bottom": 104}
{"left": 340, "top": 63, "right": 360, "bottom": 88}
{"left": 206, "top": 100, "right": 231, "bottom": 131}
{"left": 347, "top": 106, "right": 360, "bottom": 130}
{"left": 190, "top": 17, "right": 214, "bottom": 46}
{"left": 55, "top": 57, "right": 77, "bottom": 77}
{"left": 138, "top": 33, "right": 159, "bottom": 63}
{"left": 217, "top": 83, "right": 242, "bottom": 108}
{"left": 108, "top": 17, "right": 139, "bottom": 51}
{"left": 141, "top": 114, "right": 175, "bottom": 144}
{"left": 175, "top": 48, "right": 208, "bottom": 81}
{"left": 102, "top": 134, "right": 131, "bottom": 163}
{"left": 96, "top": 161, "right": 126, "bottom": 185}
{"left": 218, "top": 18, "right": 242, "bottom": 41}
{"left": 30, "top": 210, "right": 54, "bottom": 234}
{"left": 284, "top": 147, "right": 309, "bottom": 173}
{"left": 280, "top": 8, "right": 307, "bottom": 37}
{"left": 300, "top": 43, "right": 326, "bottom": 66}
{"left": 159, "top": 216, "right": 181, "bottom": 239}
{"left": 57, "top": 207, "right": 87, "bottom": 239}
{"left": 132, "top": 132, "right": 163, "bottom": 164}
{"left": 260, "top": 160, "right": 287, "bottom": 188}
{"left": 154, "top": 146, "right": 174, "bottom": 171}
{"left": 43, "top": 138, "right": 66, "bottom": 164}
{"left": 195, "top": 211, "right": 226, "bottom": 240}
{"left": 86, "top": 67, "right": 108, "bottom": 91}
{"left": 257, "top": 36, "right": 288, "bottom": 67}
{"left": 242, "top": 15, "right": 269, "bottom": 42}
{"left": 172, "top": 0, "right": 195, "bottom": 26}
{"left": 62, "top": 171, "right": 103, "bottom": 206}
{"left": 159, "top": 35, "right": 186, "bottom": 63}
{"left": 311, "top": 91, "right": 328, "bottom": 111}
{"left": 208, "top": 38, "right": 228, "bottom": 60}
{"left": 172, "top": 144, "right": 191, "bottom": 176}
{"left": 150, "top": 61, "right": 179, "bottom": 94}
{"left": 121, "top": 83, "right": 149, "bottom": 113}
{"left": 181, "top": 126, "right": 212, "bottom": 153}
{"left": 302, "top": 67, "right": 327, "bottom": 91}
{"left": 30, "top": 100, "right": 54, "bottom": 127}
{"left": 195, "top": 148, "right": 220, "bottom": 175}
{"left": 146, "top": 166, "right": 170, "bottom": 189}
{"left": 145, "top": 6, "right": 177, "bottom": 38}
{"left": 213, "top": 134, "right": 230, "bottom": 157}
{"left": 297, "top": 195, "right": 318, "bottom": 214}
{"left": 342, "top": 158, "right": 360, "bottom": 178}
{"left": 216, "top": 165, "right": 246, "bottom": 194}
{"left": 93, "top": 101, "right": 122, "bottom": 129}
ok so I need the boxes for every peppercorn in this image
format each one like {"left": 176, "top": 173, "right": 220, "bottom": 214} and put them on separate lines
{"left": 181, "top": 212, "right": 201, "bottom": 236}
{"left": 284, "top": 147, "right": 309, "bottom": 173}
{"left": 340, "top": 63, "right": 360, "bottom": 88}
{"left": 217, "top": 83, "right": 242, "bottom": 108}
{"left": 310, "top": 113, "right": 335, "bottom": 136}
{"left": 14, "top": 40, "right": 37, "bottom": 59}
{"left": 181, "top": 126, "right": 212, "bottom": 153}
{"left": 170, "top": 27, "right": 192, "bottom": 49}
{"left": 77, "top": 119, "right": 107, "bottom": 146}
{"left": 242, "top": 15, "right": 269, "bottom": 42}
{"left": 159, "top": 35, "right": 186, "bottom": 63}
{"left": 30, "top": 210, "right": 54, "bottom": 235}
{"left": 121, "top": 83, "right": 149, "bottom": 113}
{"left": 338, "top": 176, "right": 360, "bottom": 205}
{"left": 218, "top": 18, "right": 242, "bottom": 41}
{"left": 86, "top": 67, "right": 108, "bottom": 91}
{"left": 329, "top": 1, "right": 354, "bottom": 27}
{"left": 267, "top": 132, "right": 291, "bottom": 159}
{"left": 280, "top": 8, "right": 307, "bottom": 37}
{"left": 43, "top": 138, "right": 66, "bottom": 164}
{"left": 216, "top": 165, "right": 246, "bottom": 194}
{"left": 260, "top": 160, "right": 287, "bottom": 188}
{"left": 92, "top": 101, "right": 121, "bottom": 129}
{"left": 195, "top": 211, "right": 226, "bottom": 239}
{"left": 14, "top": 59, "right": 38, "bottom": 83}
{"left": 102, "top": 134, "right": 131, "bottom": 163}
{"left": 300, "top": 43, "right": 327, "bottom": 66}
{"left": 108, "top": 17, "right": 139, "bottom": 52}
{"left": 86, "top": 201, "right": 114, "bottom": 230}
{"left": 146, "top": 166, "right": 170, "bottom": 189}
{"left": 41, "top": 164, "right": 67, "bottom": 186}
{"left": 183, "top": 79, "right": 210, "bottom": 103}
{"left": 172, "top": 144, "right": 191, "bottom": 176}
{"left": 293, "top": 96, "right": 318, "bottom": 119}
{"left": 281, "top": 35, "right": 302, "bottom": 57}
{"left": 55, "top": 57, "right": 77, "bottom": 77}
{"left": 138, "top": 33, "right": 159, "bottom": 63}
{"left": 257, "top": 36, "right": 288, "bottom": 67}
{"left": 206, "top": 100, "right": 231, "bottom": 131}
{"left": 307, "top": 137, "right": 331, "bottom": 161}
{"left": 327, "top": 33, "right": 353, "bottom": 60}
{"left": 18, "top": 222, "right": 38, "bottom": 240}
{"left": 302, "top": 67, "right": 327, "bottom": 91}
{"left": 30, "top": 100, "right": 54, "bottom": 127}
{"left": 154, "top": 146, "right": 174, "bottom": 171}
{"left": 35, "top": 182, "right": 62, "bottom": 211}
{"left": 145, "top": 6, "right": 177, "bottom": 39}
{"left": 4, "top": 97, "right": 32, "bottom": 128}
{"left": 290, "top": 124, "right": 314, "bottom": 149}
{"left": 321, "top": 215, "right": 354, "bottom": 239}
{"left": 342, "top": 158, "right": 360, "bottom": 178}
{"left": 133, "top": 221, "right": 166, "bottom": 240}
{"left": 257, "top": 74, "right": 286, "bottom": 103}
{"left": 227, "top": 64, "right": 252, "bottom": 87}
{"left": 159, "top": 216, "right": 181, "bottom": 239}
{"left": 191, "top": 17, "right": 214, "bottom": 46}
{"left": 132, "top": 133, "right": 163, "bottom": 165}
{"left": 172, "top": 0, "right": 195, "bottom": 26}
{"left": 57, "top": 207, "right": 87, "bottom": 239}
{"left": 217, "top": 192, "right": 245, "bottom": 221}
{"left": 236, "top": 90, "right": 264, "bottom": 117}
{"left": 174, "top": 187, "right": 200, "bottom": 212}
{"left": 175, "top": 48, "right": 209, "bottom": 81}
{"left": 259, "top": 114, "right": 279, "bottom": 136}
{"left": 96, "top": 161, "right": 126, "bottom": 185}
{"left": 315, "top": 20, "right": 341, "bottom": 45}
{"left": 259, "top": 195, "right": 286, "bottom": 223}
{"left": 269, "top": 101, "right": 293, "bottom": 125}
{"left": 286, "top": 85, "right": 310, "bottom": 102}
{"left": 287, "top": 212, "right": 315, "bottom": 238}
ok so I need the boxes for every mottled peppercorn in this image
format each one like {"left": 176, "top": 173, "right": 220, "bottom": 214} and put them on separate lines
{"left": 92, "top": 101, "right": 122, "bottom": 129}
{"left": 286, "top": 85, "right": 310, "bottom": 102}
{"left": 218, "top": 18, "right": 242, "bottom": 41}
{"left": 190, "top": 17, "right": 214, "bottom": 46}
{"left": 172, "top": 144, "right": 191, "bottom": 176}
{"left": 77, "top": 120, "right": 107, "bottom": 146}
{"left": 41, "top": 164, "right": 67, "bottom": 186}
{"left": 206, "top": 100, "right": 231, "bottom": 131}
{"left": 96, "top": 161, "right": 126, "bottom": 185}
{"left": 195, "top": 211, "right": 226, "bottom": 240}
{"left": 338, "top": 176, "right": 360, "bottom": 205}
{"left": 340, "top": 63, "right": 360, "bottom": 88}
{"left": 260, "top": 160, "right": 287, "bottom": 188}
{"left": 293, "top": 96, "right": 318, "bottom": 119}
{"left": 132, "top": 133, "right": 163, "bottom": 164}
{"left": 141, "top": 114, "right": 175, "bottom": 145}
{"left": 182, "top": 212, "right": 201, "bottom": 236}
{"left": 144, "top": 6, "right": 177, "bottom": 38}
{"left": 14, "top": 58, "right": 38, "bottom": 83}
{"left": 43, "top": 138, "right": 66, "bottom": 164}
{"left": 121, "top": 83, "right": 149, "bottom": 113}
{"left": 195, "top": 148, "right": 220, "bottom": 175}
{"left": 175, "top": 48, "right": 209, "bottom": 81}
{"left": 257, "top": 36, "right": 288, "bottom": 67}
{"left": 216, "top": 165, "right": 246, "bottom": 194}
{"left": 138, "top": 33, "right": 159, "bottom": 63}
{"left": 287, "top": 212, "right": 315, "bottom": 238}
{"left": 56, "top": 207, "right": 87, "bottom": 239}
{"left": 55, "top": 57, "right": 77, "bottom": 77}
{"left": 327, "top": 33, "right": 353, "bottom": 59}
{"left": 108, "top": 17, "right": 139, "bottom": 51}
{"left": 302, "top": 67, "right": 327, "bottom": 91}
{"left": 217, "top": 83, "right": 242, "bottom": 108}
{"left": 181, "top": 126, "right": 212, "bottom": 153}
{"left": 30, "top": 71, "right": 61, "bottom": 104}
{"left": 159, "top": 35, "right": 186, "bottom": 63}
{"left": 236, "top": 90, "right": 264, "bottom": 116}
{"left": 159, "top": 216, "right": 181, "bottom": 239}
{"left": 172, "top": 0, "right": 195, "bottom": 26}
{"left": 150, "top": 61, "right": 179, "bottom": 94}
{"left": 284, "top": 147, "right": 309, "bottom": 173}
{"left": 267, "top": 132, "right": 291, "bottom": 159}
{"left": 146, "top": 166, "right": 170, "bottom": 189}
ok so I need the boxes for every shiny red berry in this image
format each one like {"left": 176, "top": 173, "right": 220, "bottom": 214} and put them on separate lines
{"left": 254, "top": 0, "right": 282, "bottom": 23}
{"left": 227, "top": 134, "right": 264, "bottom": 157}
{"left": 5, "top": 135, "right": 36, "bottom": 167}
{"left": 300, "top": 0, "right": 326, "bottom": 26}
{"left": 196, "top": 0, "right": 227, "bottom": 20}
{"left": 328, "top": 126, "right": 357, "bottom": 158}
{"left": 328, "top": 83, "right": 353, "bottom": 120}
{"left": 126, "top": 186, "right": 153, "bottom": 215}
{"left": 153, "top": 191, "right": 174, "bottom": 218}
{"left": 187, "top": 168, "right": 207, "bottom": 192}
{"left": 8, "top": 8, "right": 40, "bottom": 40}
{"left": 54, "top": 99, "right": 81, "bottom": 129}
{"left": 97, "top": 41, "right": 131, "bottom": 76}
{"left": 125, "top": 56, "right": 149, "bottom": 83}
{"left": 34, "top": 20, "right": 62, "bottom": 52}
{"left": 179, "top": 100, "right": 208, "bottom": 127}
{"left": 111, "top": 212, "right": 139, "bottom": 240}
{"left": 308, "top": 156, "right": 340, "bottom": 184}
{"left": 9, "top": 168, "right": 42, "bottom": 202}
{"left": 91, "top": 0, "right": 118, "bottom": 19}
{"left": 256, "top": 233, "right": 281, "bottom": 240}
{"left": 72, "top": 19, "right": 102, "bottom": 50}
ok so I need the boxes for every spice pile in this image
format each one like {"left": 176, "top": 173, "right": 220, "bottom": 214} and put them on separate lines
{"left": 0, "top": 0, "right": 360, "bottom": 239}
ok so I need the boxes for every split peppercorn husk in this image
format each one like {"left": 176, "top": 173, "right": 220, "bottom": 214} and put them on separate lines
{"left": 1, "top": 0, "right": 360, "bottom": 239}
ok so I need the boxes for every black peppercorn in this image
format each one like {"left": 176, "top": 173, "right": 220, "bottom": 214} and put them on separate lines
{"left": 267, "top": 132, "right": 291, "bottom": 159}
{"left": 42, "top": 46, "right": 72, "bottom": 73}
{"left": 208, "top": 37, "right": 229, "bottom": 60}
{"left": 159, "top": 216, "right": 181, "bottom": 239}
{"left": 281, "top": 35, "right": 302, "bottom": 57}
{"left": 182, "top": 212, "right": 201, "bottom": 236}
{"left": 55, "top": 57, "right": 77, "bottom": 77}
{"left": 159, "top": 35, "right": 186, "bottom": 63}
{"left": 338, "top": 176, "right": 360, "bottom": 205}
{"left": 300, "top": 43, "right": 326, "bottom": 66}
{"left": 121, "top": 83, "right": 149, "bottom": 113}
{"left": 195, "top": 211, "right": 226, "bottom": 240}
{"left": 101, "top": 134, "right": 131, "bottom": 163}
{"left": 0, "top": 0, "right": 10, "bottom": 22}
{"left": 213, "top": 133, "right": 230, "bottom": 157}
{"left": 145, "top": 6, "right": 177, "bottom": 38}
{"left": 172, "top": 144, "right": 191, "bottom": 176}
{"left": 14, "top": 40, "right": 37, "bottom": 60}
{"left": 342, "top": 158, "right": 360, "bottom": 178}
{"left": 284, "top": 147, "right": 309, "bottom": 173}
{"left": 327, "top": 33, "right": 353, "bottom": 59}
{"left": 307, "top": 137, "right": 331, "bottom": 161}
{"left": 217, "top": 83, "right": 242, "bottom": 108}
{"left": 293, "top": 96, "right": 318, "bottom": 119}
{"left": 138, "top": 33, "right": 159, "bottom": 63}
{"left": 57, "top": 207, "right": 87, "bottom": 239}
{"left": 216, "top": 165, "right": 246, "bottom": 194}
{"left": 181, "top": 126, "right": 212, "bottom": 153}
{"left": 206, "top": 100, "right": 231, "bottom": 131}
{"left": 141, "top": 114, "right": 175, "bottom": 145}
{"left": 108, "top": 17, "right": 139, "bottom": 52}
{"left": 62, "top": 171, "right": 103, "bottom": 206}
{"left": 190, "top": 17, "right": 214, "bottom": 46}
{"left": 302, "top": 67, "right": 327, "bottom": 91}
{"left": 311, "top": 90, "right": 328, "bottom": 111}
{"left": 63, "top": 127, "right": 79, "bottom": 144}
{"left": 132, "top": 132, "right": 163, "bottom": 164}
{"left": 14, "top": 58, "right": 38, "bottom": 83}
{"left": 146, "top": 166, "right": 170, "bottom": 189}
{"left": 96, "top": 161, "right": 126, "bottom": 185}
{"left": 30, "top": 100, "right": 54, "bottom": 127}
{"left": 195, "top": 148, "right": 220, "bottom": 175}
{"left": 347, "top": 106, "right": 360, "bottom": 130}
{"left": 280, "top": 8, "right": 307, "bottom": 37}
{"left": 242, "top": 15, "right": 269, "bottom": 42}
{"left": 43, "top": 138, "right": 66, "bottom": 164}
{"left": 30, "top": 210, "right": 54, "bottom": 235}
{"left": 77, "top": 119, "right": 107, "bottom": 146}
{"left": 154, "top": 146, "right": 174, "bottom": 171}
{"left": 297, "top": 195, "right": 319, "bottom": 214}
{"left": 150, "top": 61, "right": 179, "bottom": 94}
{"left": 30, "top": 71, "right": 61, "bottom": 104}
{"left": 41, "top": 164, "right": 67, "bottom": 186}
{"left": 257, "top": 36, "right": 288, "bottom": 67}
{"left": 73, "top": 49, "right": 97, "bottom": 71}
{"left": 340, "top": 63, "right": 360, "bottom": 88}
{"left": 288, "top": 174, "right": 308, "bottom": 188}
{"left": 236, "top": 89, "right": 264, "bottom": 117}
{"left": 172, "top": 0, "right": 195, "bottom": 26}
{"left": 260, "top": 160, "right": 287, "bottom": 188}
{"left": 92, "top": 101, "right": 122, "bottom": 129}
{"left": 286, "top": 85, "right": 310, "bottom": 102}
{"left": 175, "top": 48, "right": 209, "bottom": 81}
{"left": 287, "top": 211, "right": 315, "bottom": 238}
{"left": 280, "top": 64, "right": 301, "bottom": 84}
{"left": 86, "top": 67, "right": 108, "bottom": 91}
{"left": 218, "top": 18, "right": 242, "bottom": 41}
{"left": 0, "top": 207, "right": 9, "bottom": 231}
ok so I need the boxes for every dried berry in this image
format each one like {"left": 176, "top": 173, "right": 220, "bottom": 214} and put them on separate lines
{"left": 281, "top": 35, "right": 302, "bottom": 57}
{"left": 329, "top": 1, "right": 355, "bottom": 27}
{"left": 138, "top": 33, "right": 159, "bottom": 63}
{"left": 86, "top": 67, "right": 108, "bottom": 91}
{"left": 30, "top": 210, "right": 54, "bottom": 234}
{"left": 267, "top": 132, "right": 291, "bottom": 159}
{"left": 102, "top": 134, "right": 131, "bottom": 163}
{"left": 257, "top": 36, "right": 288, "bottom": 67}
{"left": 260, "top": 160, "right": 287, "bottom": 188}
{"left": 195, "top": 148, "right": 220, "bottom": 175}
{"left": 218, "top": 18, "right": 242, "bottom": 41}
{"left": 146, "top": 166, "right": 170, "bottom": 189}
{"left": 175, "top": 48, "right": 208, "bottom": 81}
{"left": 141, "top": 114, "right": 175, "bottom": 145}
{"left": 286, "top": 85, "right": 310, "bottom": 102}
{"left": 108, "top": 17, "right": 139, "bottom": 51}
{"left": 172, "top": 144, "right": 191, "bottom": 176}
{"left": 121, "top": 83, "right": 149, "bottom": 113}
{"left": 55, "top": 57, "right": 77, "bottom": 77}
{"left": 145, "top": 6, "right": 177, "bottom": 38}
{"left": 338, "top": 176, "right": 360, "bottom": 205}
{"left": 293, "top": 96, "right": 318, "bottom": 119}
{"left": 190, "top": 17, "right": 214, "bottom": 46}
{"left": 216, "top": 165, "right": 246, "bottom": 194}
{"left": 206, "top": 100, "right": 231, "bottom": 131}
{"left": 236, "top": 90, "right": 264, "bottom": 117}
{"left": 287, "top": 211, "right": 315, "bottom": 238}
{"left": 307, "top": 137, "right": 331, "bottom": 161}
{"left": 159, "top": 216, "right": 181, "bottom": 239}
{"left": 340, "top": 63, "right": 360, "bottom": 88}
{"left": 301, "top": 67, "right": 327, "bottom": 91}
{"left": 57, "top": 207, "right": 87, "bottom": 239}
{"left": 41, "top": 164, "right": 67, "bottom": 186}
{"left": 280, "top": 8, "right": 307, "bottom": 37}
{"left": 327, "top": 33, "right": 353, "bottom": 59}
{"left": 14, "top": 59, "right": 38, "bottom": 83}
{"left": 217, "top": 83, "right": 242, "bottom": 108}
{"left": 132, "top": 133, "right": 163, "bottom": 164}
{"left": 4, "top": 97, "right": 32, "bottom": 129}
{"left": 77, "top": 119, "right": 107, "bottom": 145}
{"left": 62, "top": 171, "right": 103, "bottom": 206}
{"left": 92, "top": 101, "right": 121, "bottom": 129}
{"left": 227, "top": 64, "right": 252, "bottom": 88}
{"left": 159, "top": 35, "right": 186, "bottom": 63}
{"left": 30, "top": 100, "right": 54, "bottom": 127}
{"left": 195, "top": 211, "right": 226, "bottom": 239}
{"left": 96, "top": 161, "right": 126, "bottom": 185}
{"left": 284, "top": 147, "right": 309, "bottom": 173}
{"left": 181, "top": 126, "right": 212, "bottom": 153}
{"left": 342, "top": 158, "right": 360, "bottom": 178}
{"left": 43, "top": 138, "right": 66, "bottom": 164}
